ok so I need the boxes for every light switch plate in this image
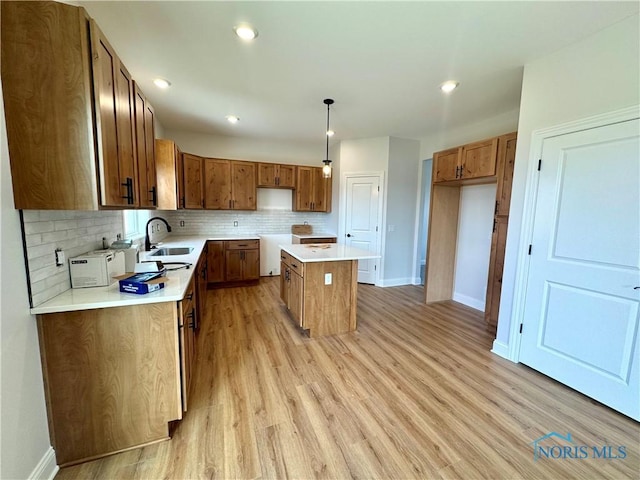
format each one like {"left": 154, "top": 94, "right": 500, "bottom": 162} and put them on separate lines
{"left": 324, "top": 273, "right": 332, "bottom": 285}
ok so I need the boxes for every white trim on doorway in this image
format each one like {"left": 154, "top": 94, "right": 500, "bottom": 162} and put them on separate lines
{"left": 504, "top": 104, "right": 640, "bottom": 363}
{"left": 339, "top": 171, "right": 385, "bottom": 286}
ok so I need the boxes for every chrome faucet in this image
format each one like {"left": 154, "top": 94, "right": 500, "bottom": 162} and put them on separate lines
{"left": 145, "top": 217, "right": 172, "bottom": 251}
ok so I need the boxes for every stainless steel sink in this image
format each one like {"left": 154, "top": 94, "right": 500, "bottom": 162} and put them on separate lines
{"left": 148, "top": 247, "right": 193, "bottom": 256}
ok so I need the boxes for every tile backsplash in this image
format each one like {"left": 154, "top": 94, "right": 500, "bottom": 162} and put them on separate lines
{"left": 21, "top": 210, "right": 123, "bottom": 307}
{"left": 164, "top": 209, "right": 331, "bottom": 236}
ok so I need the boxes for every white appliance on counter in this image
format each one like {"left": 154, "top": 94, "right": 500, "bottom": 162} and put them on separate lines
{"left": 69, "top": 250, "right": 125, "bottom": 288}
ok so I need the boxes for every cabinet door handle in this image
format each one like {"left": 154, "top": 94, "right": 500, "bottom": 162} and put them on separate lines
{"left": 122, "top": 177, "right": 134, "bottom": 204}
{"left": 460, "top": 164, "right": 465, "bottom": 178}
{"left": 494, "top": 200, "right": 499, "bottom": 215}
{"left": 181, "top": 196, "right": 185, "bottom": 208}
{"left": 150, "top": 186, "right": 157, "bottom": 206}
{"left": 229, "top": 199, "right": 232, "bottom": 209}
{"left": 493, "top": 219, "right": 497, "bottom": 233}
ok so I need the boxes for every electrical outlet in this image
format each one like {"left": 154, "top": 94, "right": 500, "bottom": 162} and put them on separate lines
{"left": 180, "top": 220, "right": 185, "bottom": 227}
{"left": 324, "top": 273, "right": 332, "bottom": 285}
{"left": 55, "top": 249, "right": 65, "bottom": 266}
{"left": 234, "top": 221, "right": 238, "bottom": 227}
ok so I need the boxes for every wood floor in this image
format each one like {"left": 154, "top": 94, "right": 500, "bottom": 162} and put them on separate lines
{"left": 56, "top": 278, "right": 639, "bottom": 479}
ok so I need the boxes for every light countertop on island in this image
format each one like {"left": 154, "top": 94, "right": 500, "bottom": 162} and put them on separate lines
{"left": 280, "top": 243, "right": 379, "bottom": 263}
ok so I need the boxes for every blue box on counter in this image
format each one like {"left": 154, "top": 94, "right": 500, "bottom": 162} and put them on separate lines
{"left": 117, "top": 272, "right": 168, "bottom": 295}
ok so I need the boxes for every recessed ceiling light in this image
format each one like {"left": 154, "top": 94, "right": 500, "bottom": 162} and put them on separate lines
{"left": 153, "top": 78, "right": 171, "bottom": 89}
{"left": 226, "top": 115, "right": 240, "bottom": 124}
{"left": 440, "top": 81, "right": 459, "bottom": 93}
{"left": 234, "top": 24, "right": 258, "bottom": 41}
{"left": 326, "top": 130, "right": 335, "bottom": 137}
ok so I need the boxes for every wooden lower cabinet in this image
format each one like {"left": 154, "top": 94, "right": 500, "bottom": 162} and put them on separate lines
{"left": 37, "top": 302, "right": 183, "bottom": 466}
{"left": 208, "top": 239, "right": 260, "bottom": 286}
{"left": 280, "top": 250, "right": 357, "bottom": 337}
{"left": 179, "top": 276, "right": 197, "bottom": 412}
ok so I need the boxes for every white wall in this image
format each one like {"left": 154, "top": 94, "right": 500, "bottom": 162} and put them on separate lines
{"left": 384, "top": 137, "right": 420, "bottom": 285}
{"left": 1, "top": 88, "right": 53, "bottom": 479}
{"left": 452, "top": 184, "right": 497, "bottom": 310}
{"left": 496, "top": 14, "right": 640, "bottom": 348}
{"left": 164, "top": 129, "right": 318, "bottom": 164}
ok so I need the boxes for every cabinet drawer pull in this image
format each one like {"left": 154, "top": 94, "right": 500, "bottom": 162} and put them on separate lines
{"left": 186, "top": 292, "right": 194, "bottom": 300}
{"left": 291, "top": 263, "right": 297, "bottom": 269}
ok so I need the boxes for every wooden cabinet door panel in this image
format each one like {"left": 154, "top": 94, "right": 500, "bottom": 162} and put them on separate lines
{"left": 433, "top": 148, "right": 461, "bottom": 183}
{"left": 485, "top": 216, "right": 508, "bottom": 327}
{"left": 133, "top": 83, "right": 156, "bottom": 208}
{"left": 92, "top": 24, "right": 121, "bottom": 206}
{"left": 461, "top": 138, "right": 498, "bottom": 180}
{"left": 289, "top": 271, "right": 304, "bottom": 327}
{"left": 295, "top": 166, "right": 313, "bottom": 211}
{"left": 278, "top": 164, "right": 296, "bottom": 188}
{"left": 258, "top": 163, "right": 277, "bottom": 187}
{"left": 183, "top": 154, "right": 203, "bottom": 209}
{"left": 207, "top": 241, "right": 225, "bottom": 283}
{"left": 231, "top": 161, "right": 257, "bottom": 210}
{"left": 243, "top": 249, "right": 260, "bottom": 281}
{"left": 496, "top": 133, "right": 517, "bottom": 216}
{"left": 204, "top": 159, "right": 231, "bottom": 209}
{"left": 114, "top": 61, "right": 137, "bottom": 205}
{"left": 225, "top": 250, "right": 243, "bottom": 282}
{"left": 280, "top": 263, "right": 289, "bottom": 305}
{"left": 143, "top": 96, "right": 157, "bottom": 207}
{"left": 312, "top": 168, "right": 331, "bottom": 212}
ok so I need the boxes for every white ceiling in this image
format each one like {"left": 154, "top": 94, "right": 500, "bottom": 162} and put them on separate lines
{"left": 78, "top": 1, "right": 638, "bottom": 144}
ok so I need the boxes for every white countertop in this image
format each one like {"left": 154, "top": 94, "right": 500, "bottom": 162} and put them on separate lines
{"left": 280, "top": 243, "right": 379, "bottom": 263}
{"left": 31, "top": 234, "right": 263, "bottom": 315}
{"left": 31, "top": 236, "right": 211, "bottom": 315}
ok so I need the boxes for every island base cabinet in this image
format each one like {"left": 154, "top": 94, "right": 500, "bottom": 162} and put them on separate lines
{"left": 37, "top": 302, "right": 182, "bottom": 466}
{"left": 280, "top": 250, "right": 357, "bottom": 337}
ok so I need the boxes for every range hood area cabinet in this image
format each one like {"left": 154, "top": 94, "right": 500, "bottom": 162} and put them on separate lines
{"left": 1, "top": 1, "right": 157, "bottom": 210}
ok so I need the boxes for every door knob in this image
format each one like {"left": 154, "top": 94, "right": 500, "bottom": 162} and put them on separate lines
{"left": 346, "top": 233, "right": 352, "bottom": 237}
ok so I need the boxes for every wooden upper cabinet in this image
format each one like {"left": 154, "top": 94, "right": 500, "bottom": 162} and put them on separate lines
{"left": 257, "top": 163, "right": 296, "bottom": 188}
{"left": 433, "top": 136, "right": 499, "bottom": 185}
{"left": 155, "top": 139, "right": 184, "bottom": 210}
{"left": 461, "top": 137, "right": 498, "bottom": 180}
{"left": 204, "top": 159, "right": 256, "bottom": 210}
{"left": 91, "top": 21, "right": 138, "bottom": 207}
{"left": 1, "top": 2, "right": 99, "bottom": 209}
{"left": 294, "top": 166, "right": 331, "bottom": 212}
{"left": 182, "top": 153, "right": 204, "bottom": 209}
{"left": 495, "top": 132, "right": 518, "bottom": 216}
{"left": 133, "top": 82, "right": 157, "bottom": 208}
{"left": 1, "top": 2, "right": 151, "bottom": 210}
{"left": 231, "top": 161, "right": 257, "bottom": 210}
{"left": 204, "top": 159, "right": 231, "bottom": 209}
{"left": 433, "top": 148, "right": 462, "bottom": 183}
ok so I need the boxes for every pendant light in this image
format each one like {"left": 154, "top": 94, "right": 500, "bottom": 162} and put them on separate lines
{"left": 322, "top": 98, "right": 334, "bottom": 179}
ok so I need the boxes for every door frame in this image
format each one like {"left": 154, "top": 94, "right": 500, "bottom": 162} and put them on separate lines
{"left": 506, "top": 105, "right": 640, "bottom": 362}
{"left": 339, "top": 171, "right": 385, "bottom": 286}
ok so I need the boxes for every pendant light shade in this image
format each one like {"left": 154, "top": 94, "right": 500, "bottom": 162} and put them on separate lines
{"left": 322, "top": 98, "right": 334, "bottom": 178}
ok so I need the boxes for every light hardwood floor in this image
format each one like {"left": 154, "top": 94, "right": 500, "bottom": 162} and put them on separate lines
{"left": 56, "top": 278, "right": 639, "bottom": 479}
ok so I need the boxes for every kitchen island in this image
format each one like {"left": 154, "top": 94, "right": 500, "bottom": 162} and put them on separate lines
{"left": 279, "top": 244, "right": 379, "bottom": 337}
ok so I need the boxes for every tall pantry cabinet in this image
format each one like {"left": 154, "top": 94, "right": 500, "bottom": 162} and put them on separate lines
{"left": 1, "top": 1, "right": 155, "bottom": 210}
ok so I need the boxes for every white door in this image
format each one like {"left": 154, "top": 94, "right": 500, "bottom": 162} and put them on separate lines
{"left": 344, "top": 175, "right": 381, "bottom": 284}
{"left": 520, "top": 118, "right": 640, "bottom": 420}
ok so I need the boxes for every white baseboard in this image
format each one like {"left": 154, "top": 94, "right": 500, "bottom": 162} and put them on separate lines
{"left": 411, "top": 276, "right": 422, "bottom": 286}
{"left": 452, "top": 292, "right": 485, "bottom": 311}
{"left": 29, "top": 447, "right": 58, "bottom": 480}
{"left": 378, "top": 277, "right": 413, "bottom": 287}
{"left": 491, "top": 340, "right": 511, "bottom": 360}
